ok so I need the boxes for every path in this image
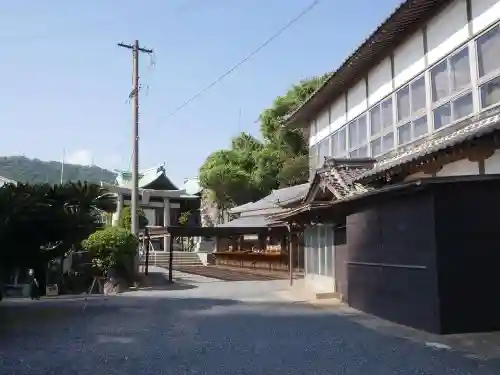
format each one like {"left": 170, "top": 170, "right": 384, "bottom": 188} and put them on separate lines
{"left": 1, "top": 269, "right": 499, "bottom": 374}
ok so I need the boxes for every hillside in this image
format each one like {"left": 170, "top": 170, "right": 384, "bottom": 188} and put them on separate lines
{"left": 0, "top": 156, "right": 117, "bottom": 185}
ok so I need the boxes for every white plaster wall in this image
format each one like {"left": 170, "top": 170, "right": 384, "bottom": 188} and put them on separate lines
{"left": 403, "top": 171, "right": 431, "bottom": 181}
{"left": 367, "top": 58, "right": 392, "bottom": 106}
{"left": 436, "top": 159, "right": 479, "bottom": 176}
{"left": 426, "top": 0, "right": 469, "bottom": 65}
{"left": 316, "top": 108, "right": 330, "bottom": 132}
{"left": 393, "top": 31, "right": 425, "bottom": 89}
{"left": 347, "top": 79, "right": 367, "bottom": 121}
{"left": 330, "top": 96, "right": 347, "bottom": 133}
{"left": 484, "top": 150, "right": 500, "bottom": 173}
{"left": 472, "top": 0, "right": 500, "bottom": 34}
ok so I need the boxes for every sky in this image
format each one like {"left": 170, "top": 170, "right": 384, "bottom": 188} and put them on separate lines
{"left": 0, "top": 0, "right": 402, "bottom": 187}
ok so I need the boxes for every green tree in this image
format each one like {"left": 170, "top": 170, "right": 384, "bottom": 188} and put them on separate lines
{"left": 82, "top": 226, "right": 138, "bottom": 277}
{"left": 0, "top": 181, "right": 116, "bottom": 281}
{"left": 278, "top": 154, "right": 309, "bottom": 187}
{"left": 118, "top": 206, "right": 148, "bottom": 231}
{"left": 199, "top": 135, "right": 264, "bottom": 216}
{"left": 199, "top": 74, "right": 329, "bottom": 211}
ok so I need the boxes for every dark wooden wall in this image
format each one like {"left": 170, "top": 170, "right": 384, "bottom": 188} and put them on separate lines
{"left": 434, "top": 180, "right": 500, "bottom": 333}
{"left": 346, "top": 191, "right": 441, "bottom": 333}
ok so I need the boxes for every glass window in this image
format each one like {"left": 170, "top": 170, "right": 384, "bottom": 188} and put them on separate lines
{"left": 477, "top": 25, "right": 500, "bottom": 78}
{"left": 397, "top": 86, "right": 410, "bottom": 121}
{"left": 371, "top": 138, "right": 382, "bottom": 157}
{"left": 398, "top": 123, "right": 411, "bottom": 145}
{"left": 413, "top": 116, "right": 428, "bottom": 138}
{"left": 358, "top": 115, "right": 367, "bottom": 144}
{"left": 318, "top": 138, "right": 329, "bottom": 166}
{"left": 382, "top": 98, "right": 393, "bottom": 129}
{"left": 450, "top": 47, "right": 471, "bottom": 91}
{"left": 411, "top": 76, "right": 426, "bottom": 112}
{"left": 370, "top": 107, "right": 381, "bottom": 135}
{"left": 349, "top": 149, "right": 358, "bottom": 158}
{"left": 382, "top": 132, "right": 394, "bottom": 152}
{"left": 431, "top": 47, "right": 471, "bottom": 104}
{"left": 348, "top": 115, "right": 368, "bottom": 150}
{"left": 453, "top": 92, "right": 473, "bottom": 120}
{"left": 480, "top": 75, "right": 500, "bottom": 109}
{"left": 431, "top": 60, "right": 449, "bottom": 102}
{"left": 348, "top": 121, "right": 358, "bottom": 148}
{"left": 338, "top": 127, "right": 347, "bottom": 152}
{"left": 370, "top": 97, "right": 393, "bottom": 136}
{"left": 434, "top": 103, "right": 451, "bottom": 130}
{"left": 330, "top": 132, "right": 337, "bottom": 156}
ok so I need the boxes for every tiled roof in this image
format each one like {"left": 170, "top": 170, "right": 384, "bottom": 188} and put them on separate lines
{"left": 273, "top": 159, "right": 373, "bottom": 222}
{"left": 229, "top": 183, "right": 310, "bottom": 214}
{"left": 357, "top": 111, "right": 500, "bottom": 182}
{"left": 116, "top": 164, "right": 179, "bottom": 191}
{"left": 304, "top": 158, "right": 374, "bottom": 203}
{"left": 286, "top": 0, "right": 454, "bottom": 127}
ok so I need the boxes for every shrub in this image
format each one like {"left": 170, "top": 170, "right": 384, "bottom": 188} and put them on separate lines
{"left": 82, "top": 227, "right": 138, "bottom": 276}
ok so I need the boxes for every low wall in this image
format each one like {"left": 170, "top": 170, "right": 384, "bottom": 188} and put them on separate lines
{"left": 214, "top": 252, "right": 288, "bottom": 271}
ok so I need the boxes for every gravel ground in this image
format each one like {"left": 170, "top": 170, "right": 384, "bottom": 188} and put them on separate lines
{"left": 1, "top": 273, "right": 500, "bottom": 375}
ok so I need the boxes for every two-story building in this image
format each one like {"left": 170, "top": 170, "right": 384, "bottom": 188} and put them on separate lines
{"left": 276, "top": 0, "right": 500, "bottom": 333}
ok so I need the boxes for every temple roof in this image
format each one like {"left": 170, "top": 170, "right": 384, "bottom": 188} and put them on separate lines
{"left": 115, "top": 164, "right": 179, "bottom": 191}
{"left": 270, "top": 158, "right": 374, "bottom": 222}
{"left": 0, "top": 176, "right": 17, "bottom": 187}
{"left": 303, "top": 158, "right": 374, "bottom": 204}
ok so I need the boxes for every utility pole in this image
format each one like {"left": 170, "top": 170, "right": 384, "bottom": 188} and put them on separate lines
{"left": 118, "top": 40, "right": 153, "bottom": 236}
{"left": 60, "top": 148, "right": 65, "bottom": 185}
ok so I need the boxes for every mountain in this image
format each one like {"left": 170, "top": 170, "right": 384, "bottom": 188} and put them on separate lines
{"left": 0, "top": 156, "right": 117, "bottom": 185}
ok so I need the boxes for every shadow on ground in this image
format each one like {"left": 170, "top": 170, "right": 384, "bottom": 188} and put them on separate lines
{"left": 173, "top": 265, "right": 302, "bottom": 281}
{"left": 133, "top": 271, "right": 197, "bottom": 291}
{"left": 1, "top": 293, "right": 500, "bottom": 374}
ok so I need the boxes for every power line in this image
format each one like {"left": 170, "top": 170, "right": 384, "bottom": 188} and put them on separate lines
{"left": 162, "top": 0, "right": 321, "bottom": 120}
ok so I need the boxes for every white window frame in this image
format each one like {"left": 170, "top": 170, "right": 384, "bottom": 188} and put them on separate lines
{"left": 368, "top": 95, "right": 395, "bottom": 157}
{"left": 348, "top": 114, "right": 369, "bottom": 157}
{"left": 395, "top": 74, "right": 429, "bottom": 147}
{"left": 330, "top": 125, "right": 348, "bottom": 158}
{"left": 430, "top": 45, "right": 474, "bottom": 132}
{"left": 476, "top": 23, "right": 500, "bottom": 112}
